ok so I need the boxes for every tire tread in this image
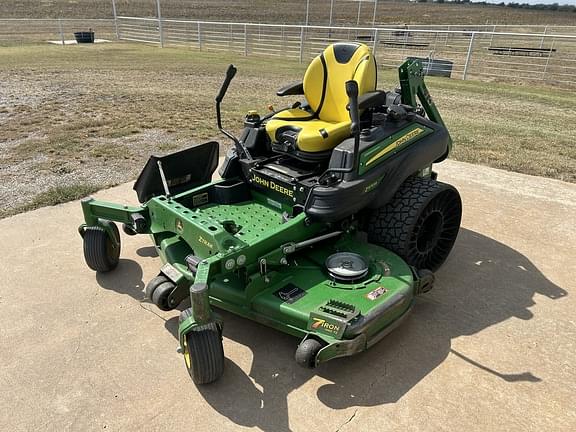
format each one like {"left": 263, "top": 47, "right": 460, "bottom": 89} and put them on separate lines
{"left": 83, "top": 225, "right": 120, "bottom": 272}
{"left": 185, "top": 322, "right": 224, "bottom": 385}
{"left": 366, "top": 176, "right": 461, "bottom": 271}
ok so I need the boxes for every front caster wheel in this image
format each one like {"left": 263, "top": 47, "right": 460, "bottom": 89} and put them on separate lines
{"left": 122, "top": 223, "right": 137, "bottom": 236}
{"left": 83, "top": 223, "right": 120, "bottom": 272}
{"left": 295, "top": 338, "right": 323, "bottom": 368}
{"left": 145, "top": 275, "right": 177, "bottom": 311}
{"left": 181, "top": 321, "right": 224, "bottom": 385}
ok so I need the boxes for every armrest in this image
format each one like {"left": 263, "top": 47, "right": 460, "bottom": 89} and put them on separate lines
{"left": 276, "top": 81, "right": 304, "bottom": 97}
{"left": 358, "top": 91, "right": 387, "bottom": 110}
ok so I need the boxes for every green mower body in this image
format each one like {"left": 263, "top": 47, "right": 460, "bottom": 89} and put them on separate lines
{"left": 79, "top": 44, "right": 461, "bottom": 384}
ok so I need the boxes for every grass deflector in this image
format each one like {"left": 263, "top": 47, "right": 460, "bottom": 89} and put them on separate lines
{"left": 79, "top": 43, "right": 462, "bottom": 384}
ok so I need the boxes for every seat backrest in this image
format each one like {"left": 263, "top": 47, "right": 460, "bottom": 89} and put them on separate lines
{"left": 303, "top": 42, "right": 377, "bottom": 123}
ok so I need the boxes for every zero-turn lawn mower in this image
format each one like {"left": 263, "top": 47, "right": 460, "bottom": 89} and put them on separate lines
{"left": 79, "top": 42, "right": 462, "bottom": 384}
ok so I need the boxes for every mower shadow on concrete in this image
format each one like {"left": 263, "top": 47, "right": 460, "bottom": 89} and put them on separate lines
{"left": 95, "top": 246, "right": 160, "bottom": 301}
{"left": 162, "top": 228, "right": 566, "bottom": 432}
{"left": 136, "top": 245, "right": 159, "bottom": 258}
{"left": 95, "top": 258, "right": 146, "bottom": 301}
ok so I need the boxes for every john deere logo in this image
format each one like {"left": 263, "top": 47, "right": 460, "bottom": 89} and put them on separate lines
{"left": 311, "top": 318, "right": 341, "bottom": 334}
{"left": 175, "top": 218, "right": 184, "bottom": 233}
{"left": 252, "top": 174, "right": 294, "bottom": 198}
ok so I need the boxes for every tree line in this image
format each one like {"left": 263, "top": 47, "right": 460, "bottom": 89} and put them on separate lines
{"left": 416, "top": 0, "right": 576, "bottom": 12}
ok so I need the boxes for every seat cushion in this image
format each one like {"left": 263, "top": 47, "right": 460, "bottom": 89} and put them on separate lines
{"left": 265, "top": 108, "right": 351, "bottom": 153}
{"left": 265, "top": 42, "right": 377, "bottom": 154}
{"left": 309, "top": 43, "right": 377, "bottom": 123}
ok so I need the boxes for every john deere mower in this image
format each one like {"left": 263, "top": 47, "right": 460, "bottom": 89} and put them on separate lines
{"left": 79, "top": 42, "right": 462, "bottom": 384}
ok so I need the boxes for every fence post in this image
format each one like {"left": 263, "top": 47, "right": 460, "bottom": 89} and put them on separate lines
{"left": 58, "top": 18, "right": 65, "bottom": 46}
{"left": 111, "top": 0, "right": 119, "bottom": 40}
{"left": 539, "top": 25, "right": 548, "bottom": 49}
{"left": 356, "top": 0, "right": 362, "bottom": 26}
{"left": 462, "top": 32, "right": 476, "bottom": 80}
{"left": 156, "top": 0, "right": 164, "bottom": 48}
{"left": 372, "top": 29, "right": 378, "bottom": 56}
{"left": 244, "top": 24, "right": 248, "bottom": 56}
{"left": 489, "top": 24, "right": 495, "bottom": 47}
{"left": 328, "top": 0, "right": 334, "bottom": 38}
{"left": 198, "top": 22, "right": 202, "bottom": 50}
{"left": 305, "top": 0, "right": 310, "bottom": 26}
{"left": 299, "top": 26, "right": 305, "bottom": 64}
{"left": 228, "top": 23, "right": 232, "bottom": 50}
{"left": 541, "top": 37, "right": 555, "bottom": 81}
{"left": 372, "top": 0, "right": 378, "bottom": 26}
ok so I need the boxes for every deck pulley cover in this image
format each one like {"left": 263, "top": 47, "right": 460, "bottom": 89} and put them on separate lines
{"left": 325, "top": 252, "right": 369, "bottom": 282}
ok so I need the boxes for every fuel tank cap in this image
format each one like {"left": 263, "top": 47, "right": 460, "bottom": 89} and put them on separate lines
{"left": 325, "top": 252, "right": 369, "bottom": 282}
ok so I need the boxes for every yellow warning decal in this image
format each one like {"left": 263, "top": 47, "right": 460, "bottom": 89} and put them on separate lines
{"left": 366, "top": 127, "right": 425, "bottom": 167}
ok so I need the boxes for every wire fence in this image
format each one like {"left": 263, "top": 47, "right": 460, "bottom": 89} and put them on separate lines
{"left": 1, "top": 16, "right": 575, "bottom": 87}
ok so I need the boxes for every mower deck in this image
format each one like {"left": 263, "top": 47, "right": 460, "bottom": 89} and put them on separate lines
{"left": 210, "top": 239, "right": 414, "bottom": 350}
{"left": 167, "top": 194, "right": 417, "bottom": 364}
{"left": 98, "top": 186, "right": 418, "bottom": 364}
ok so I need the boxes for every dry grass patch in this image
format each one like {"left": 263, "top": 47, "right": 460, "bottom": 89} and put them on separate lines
{"left": 11, "top": 183, "right": 103, "bottom": 215}
{"left": 2, "top": 0, "right": 575, "bottom": 26}
{"left": 0, "top": 43, "right": 574, "bottom": 218}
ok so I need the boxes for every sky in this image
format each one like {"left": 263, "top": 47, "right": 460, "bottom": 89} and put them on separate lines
{"left": 470, "top": 0, "right": 576, "bottom": 4}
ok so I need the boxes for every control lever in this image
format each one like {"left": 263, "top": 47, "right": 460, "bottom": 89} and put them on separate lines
{"left": 216, "top": 64, "right": 237, "bottom": 104}
{"left": 345, "top": 80, "right": 361, "bottom": 173}
{"left": 215, "top": 64, "right": 252, "bottom": 160}
{"left": 346, "top": 80, "right": 360, "bottom": 136}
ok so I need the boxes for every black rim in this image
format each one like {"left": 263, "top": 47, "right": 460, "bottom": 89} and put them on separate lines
{"left": 106, "top": 236, "right": 116, "bottom": 262}
{"left": 409, "top": 189, "right": 461, "bottom": 269}
{"left": 105, "top": 225, "right": 120, "bottom": 264}
{"left": 416, "top": 210, "right": 444, "bottom": 253}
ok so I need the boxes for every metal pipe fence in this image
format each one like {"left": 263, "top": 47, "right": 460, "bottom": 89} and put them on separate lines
{"left": 114, "top": 16, "right": 576, "bottom": 86}
{"left": 1, "top": 17, "right": 575, "bottom": 87}
{"left": 0, "top": 18, "right": 116, "bottom": 44}
{"left": 371, "top": 24, "right": 576, "bottom": 37}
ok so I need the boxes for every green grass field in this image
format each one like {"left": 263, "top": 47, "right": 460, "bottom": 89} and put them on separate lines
{"left": 0, "top": 42, "right": 574, "bottom": 217}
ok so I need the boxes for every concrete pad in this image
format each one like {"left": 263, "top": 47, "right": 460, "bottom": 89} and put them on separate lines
{"left": 0, "top": 160, "right": 574, "bottom": 431}
{"left": 47, "top": 39, "right": 110, "bottom": 45}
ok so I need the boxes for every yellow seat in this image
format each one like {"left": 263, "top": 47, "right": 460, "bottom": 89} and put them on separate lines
{"left": 266, "top": 42, "right": 377, "bottom": 154}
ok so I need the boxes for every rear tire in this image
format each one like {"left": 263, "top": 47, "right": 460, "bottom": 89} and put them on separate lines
{"left": 366, "top": 176, "right": 462, "bottom": 271}
{"left": 182, "top": 322, "right": 224, "bottom": 385}
{"left": 83, "top": 223, "right": 120, "bottom": 272}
